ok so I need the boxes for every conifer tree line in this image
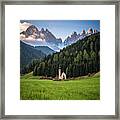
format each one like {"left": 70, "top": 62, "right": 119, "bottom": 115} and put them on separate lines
{"left": 32, "top": 32, "right": 100, "bottom": 78}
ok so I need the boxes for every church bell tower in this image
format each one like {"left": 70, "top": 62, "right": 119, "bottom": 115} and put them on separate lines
{"left": 58, "top": 66, "right": 61, "bottom": 79}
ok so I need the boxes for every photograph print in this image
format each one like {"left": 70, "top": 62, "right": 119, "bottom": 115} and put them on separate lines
{"left": 20, "top": 20, "right": 100, "bottom": 100}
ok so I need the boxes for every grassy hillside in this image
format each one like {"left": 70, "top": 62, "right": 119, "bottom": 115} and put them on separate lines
{"left": 20, "top": 74, "right": 100, "bottom": 100}
{"left": 20, "top": 41, "right": 46, "bottom": 69}
{"left": 20, "top": 41, "right": 47, "bottom": 75}
{"left": 35, "top": 46, "right": 55, "bottom": 55}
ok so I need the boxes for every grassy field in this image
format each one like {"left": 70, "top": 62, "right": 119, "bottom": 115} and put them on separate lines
{"left": 20, "top": 73, "right": 100, "bottom": 100}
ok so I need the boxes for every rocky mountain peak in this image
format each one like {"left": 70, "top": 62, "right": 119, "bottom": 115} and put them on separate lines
{"left": 94, "top": 29, "right": 98, "bottom": 33}
{"left": 87, "top": 28, "right": 93, "bottom": 34}
{"left": 46, "top": 28, "right": 49, "bottom": 32}
{"left": 41, "top": 28, "right": 45, "bottom": 32}
{"left": 81, "top": 29, "right": 86, "bottom": 35}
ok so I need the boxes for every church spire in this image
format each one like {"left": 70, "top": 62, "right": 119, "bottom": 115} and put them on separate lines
{"left": 58, "top": 66, "right": 61, "bottom": 79}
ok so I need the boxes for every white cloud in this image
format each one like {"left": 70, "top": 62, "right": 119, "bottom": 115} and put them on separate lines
{"left": 20, "top": 22, "right": 32, "bottom": 33}
{"left": 25, "top": 35, "right": 35, "bottom": 40}
{"left": 20, "top": 34, "right": 35, "bottom": 41}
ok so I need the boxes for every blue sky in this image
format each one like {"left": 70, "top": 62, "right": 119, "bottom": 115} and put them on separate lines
{"left": 20, "top": 20, "right": 100, "bottom": 40}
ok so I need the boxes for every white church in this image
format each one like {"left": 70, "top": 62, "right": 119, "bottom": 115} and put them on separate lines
{"left": 58, "top": 67, "right": 66, "bottom": 80}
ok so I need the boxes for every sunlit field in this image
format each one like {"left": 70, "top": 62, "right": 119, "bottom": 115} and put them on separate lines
{"left": 20, "top": 73, "right": 100, "bottom": 100}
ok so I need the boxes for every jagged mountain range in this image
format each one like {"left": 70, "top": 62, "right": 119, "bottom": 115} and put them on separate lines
{"left": 64, "top": 28, "right": 99, "bottom": 46}
{"left": 20, "top": 23, "right": 99, "bottom": 51}
{"left": 20, "top": 25, "right": 62, "bottom": 46}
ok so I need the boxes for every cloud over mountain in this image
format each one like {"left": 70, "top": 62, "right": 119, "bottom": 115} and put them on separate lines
{"left": 20, "top": 22, "right": 32, "bottom": 33}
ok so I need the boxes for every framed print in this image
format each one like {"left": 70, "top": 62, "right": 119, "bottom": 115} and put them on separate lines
{"left": 0, "top": 0, "right": 120, "bottom": 119}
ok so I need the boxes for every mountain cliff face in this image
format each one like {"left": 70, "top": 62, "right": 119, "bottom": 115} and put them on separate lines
{"left": 20, "top": 25, "right": 39, "bottom": 39}
{"left": 40, "top": 28, "right": 62, "bottom": 45}
{"left": 64, "top": 32, "right": 78, "bottom": 45}
{"left": 64, "top": 32, "right": 86, "bottom": 46}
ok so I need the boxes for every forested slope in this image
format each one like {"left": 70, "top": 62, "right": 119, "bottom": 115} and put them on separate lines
{"left": 33, "top": 32, "right": 100, "bottom": 78}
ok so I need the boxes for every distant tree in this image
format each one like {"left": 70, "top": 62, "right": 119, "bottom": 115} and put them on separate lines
{"left": 53, "top": 54, "right": 59, "bottom": 62}
{"left": 90, "top": 42, "right": 94, "bottom": 51}
{"left": 33, "top": 66, "right": 37, "bottom": 76}
{"left": 74, "top": 51, "right": 82, "bottom": 64}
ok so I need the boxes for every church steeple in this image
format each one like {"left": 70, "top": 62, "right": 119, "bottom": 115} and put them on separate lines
{"left": 58, "top": 66, "right": 61, "bottom": 79}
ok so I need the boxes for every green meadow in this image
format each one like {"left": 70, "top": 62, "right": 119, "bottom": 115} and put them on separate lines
{"left": 20, "top": 72, "right": 100, "bottom": 100}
